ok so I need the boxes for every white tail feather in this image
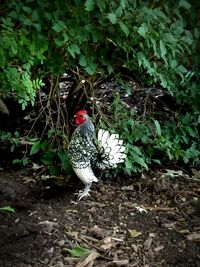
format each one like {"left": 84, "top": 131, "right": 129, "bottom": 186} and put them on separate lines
{"left": 73, "top": 167, "right": 98, "bottom": 184}
{"left": 98, "top": 129, "right": 126, "bottom": 168}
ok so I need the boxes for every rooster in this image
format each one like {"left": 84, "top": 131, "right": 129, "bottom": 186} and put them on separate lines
{"left": 68, "top": 110, "right": 126, "bottom": 200}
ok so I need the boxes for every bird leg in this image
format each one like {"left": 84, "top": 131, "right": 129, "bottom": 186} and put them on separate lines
{"left": 76, "top": 183, "right": 92, "bottom": 201}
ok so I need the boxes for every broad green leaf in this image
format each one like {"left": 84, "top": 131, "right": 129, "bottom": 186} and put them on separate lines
{"left": 52, "top": 20, "right": 66, "bottom": 33}
{"left": 137, "top": 23, "right": 148, "bottom": 37}
{"left": 85, "top": 63, "right": 96, "bottom": 75}
{"left": 79, "top": 55, "right": 88, "bottom": 67}
{"left": 22, "top": 6, "right": 32, "bottom": 14}
{"left": 32, "top": 9, "right": 39, "bottom": 21}
{"left": 33, "top": 23, "right": 41, "bottom": 31}
{"left": 120, "top": 0, "right": 127, "bottom": 9}
{"left": 179, "top": 0, "right": 191, "bottom": 10}
{"left": 8, "top": 11, "right": 18, "bottom": 19}
{"left": 30, "top": 141, "right": 41, "bottom": 155}
{"left": 107, "top": 13, "right": 117, "bottom": 24}
{"left": 85, "top": 0, "right": 94, "bottom": 12}
{"left": 182, "top": 35, "right": 193, "bottom": 45}
{"left": 68, "top": 43, "right": 80, "bottom": 58}
{"left": 171, "top": 59, "right": 178, "bottom": 69}
{"left": 64, "top": 246, "right": 91, "bottom": 258}
{"left": 119, "top": 21, "right": 130, "bottom": 37}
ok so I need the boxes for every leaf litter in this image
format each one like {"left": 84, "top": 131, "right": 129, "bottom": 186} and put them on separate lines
{"left": 0, "top": 169, "right": 200, "bottom": 266}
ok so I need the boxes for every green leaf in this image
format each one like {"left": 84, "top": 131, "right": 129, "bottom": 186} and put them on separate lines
{"left": 52, "top": 20, "right": 66, "bottom": 33}
{"left": 0, "top": 206, "right": 15, "bottom": 213}
{"left": 125, "top": 158, "right": 133, "bottom": 169}
{"left": 159, "top": 40, "right": 167, "bottom": 58}
{"left": 119, "top": 21, "right": 130, "bottom": 37}
{"left": 49, "top": 165, "right": 59, "bottom": 176}
{"left": 171, "top": 59, "right": 178, "bottom": 69}
{"left": 137, "top": 23, "right": 148, "bottom": 37}
{"left": 107, "top": 64, "right": 113, "bottom": 75}
{"left": 33, "top": 23, "right": 41, "bottom": 31}
{"left": 178, "top": 65, "right": 187, "bottom": 73}
{"left": 79, "top": 55, "right": 88, "bottom": 67}
{"left": 85, "top": 0, "right": 94, "bottom": 12}
{"left": 107, "top": 13, "right": 117, "bottom": 24}
{"left": 22, "top": 6, "right": 32, "bottom": 14}
{"left": 179, "top": 0, "right": 191, "bottom": 10}
{"left": 30, "top": 141, "right": 41, "bottom": 155}
{"left": 153, "top": 119, "right": 162, "bottom": 136}
{"left": 64, "top": 246, "right": 92, "bottom": 258}
{"left": 68, "top": 43, "right": 80, "bottom": 58}
{"left": 85, "top": 62, "right": 96, "bottom": 75}
{"left": 134, "top": 155, "right": 148, "bottom": 170}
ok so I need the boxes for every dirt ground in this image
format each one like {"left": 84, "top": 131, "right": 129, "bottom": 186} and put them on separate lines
{"left": 0, "top": 169, "right": 200, "bottom": 267}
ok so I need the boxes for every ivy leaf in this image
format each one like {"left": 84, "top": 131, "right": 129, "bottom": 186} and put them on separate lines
{"left": 119, "top": 21, "right": 130, "bottom": 37}
{"left": 85, "top": 0, "right": 94, "bottom": 12}
{"left": 30, "top": 141, "right": 41, "bottom": 155}
{"left": 107, "top": 13, "right": 117, "bottom": 24}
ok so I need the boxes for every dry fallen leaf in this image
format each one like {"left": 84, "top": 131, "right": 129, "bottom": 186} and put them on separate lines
{"left": 128, "top": 229, "right": 142, "bottom": 238}
{"left": 186, "top": 232, "right": 200, "bottom": 241}
{"left": 75, "top": 251, "right": 99, "bottom": 267}
{"left": 101, "top": 236, "right": 113, "bottom": 250}
{"left": 144, "top": 237, "right": 153, "bottom": 251}
{"left": 112, "top": 259, "right": 129, "bottom": 266}
{"left": 154, "top": 245, "right": 164, "bottom": 252}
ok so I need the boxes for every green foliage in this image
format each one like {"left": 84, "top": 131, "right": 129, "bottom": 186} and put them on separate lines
{"left": 104, "top": 95, "right": 200, "bottom": 175}
{"left": 0, "top": 206, "right": 15, "bottom": 213}
{"left": 64, "top": 246, "right": 93, "bottom": 258}
{"left": 0, "top": 129, "right": 72, "bottom": 175}
{"left": 0, "top": 0, "right": 199, "bottom": 177}
{"left": 0, "top": 0, "right": 199, "bottom": 111}
{"left": 29, "top": 130, "right": 73, "bottom": 175}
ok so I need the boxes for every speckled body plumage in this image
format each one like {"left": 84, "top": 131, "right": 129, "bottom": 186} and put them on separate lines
{"left": 68, "top": 117, "right": 97, "bottom": 169}
{"left": 68, "top": 110, "right": 126, "bottom": 200}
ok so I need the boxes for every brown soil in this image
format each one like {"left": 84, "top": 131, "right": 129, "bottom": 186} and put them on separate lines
{"left": 0, "top": 169, "right": 200, "bottom": 267}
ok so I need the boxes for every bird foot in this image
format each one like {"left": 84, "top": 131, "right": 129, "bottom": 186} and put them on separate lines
{"left": 74, "top": 184, "right": 92, "bottom": 201}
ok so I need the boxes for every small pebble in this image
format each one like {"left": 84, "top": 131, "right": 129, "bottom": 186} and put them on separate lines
{"left": 57, "top": 240, "right": 65, "bottom": 247}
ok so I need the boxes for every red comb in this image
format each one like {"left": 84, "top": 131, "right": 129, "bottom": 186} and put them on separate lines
{"left": 76, "top": 110, "right": 87, "bottom": 116}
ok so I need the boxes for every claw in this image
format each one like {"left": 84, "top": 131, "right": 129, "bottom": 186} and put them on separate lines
{"left": 75, "top": 183, "right": 92, "bottom": 201}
